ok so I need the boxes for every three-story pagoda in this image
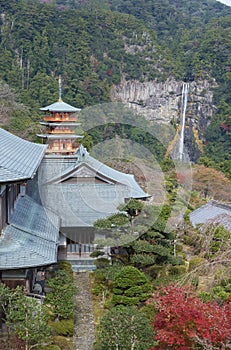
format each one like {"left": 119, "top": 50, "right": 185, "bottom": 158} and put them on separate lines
{"left": 37, "top": 81, "right": 82, "bottom": 155}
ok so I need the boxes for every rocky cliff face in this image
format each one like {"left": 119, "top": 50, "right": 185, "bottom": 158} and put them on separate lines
{"left": 111, "top": 78, "right": 217, "bottom": 161}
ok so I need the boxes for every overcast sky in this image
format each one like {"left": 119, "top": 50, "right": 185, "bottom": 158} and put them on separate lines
{"left": 216, "top": 0, "right": 231, "bottom": 6}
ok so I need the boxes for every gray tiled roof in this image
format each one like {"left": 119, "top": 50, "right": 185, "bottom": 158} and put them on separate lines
{"left": 11, "top": 195, "right": 60, "bottom": 242}
{"left": 40, "top": 183, "right": 130, "bottom": 227}
{"left": 0, "top": 128, "right": 47, "bottom": 183}
{"left": 81, "top": 154, "right": 149, "bottom": 198}
{"left": 40, "top": 100, "right": 81, "bottom": 112}
{"left": 190, "top": 201, "right": 231, "bottom": 231}
{"left": 45, "top": 147, "right": 149, "bottom": 199}
{"left": 0, "top": 226, "right": 57, "bottom": 269}
{"left": 0, "top": 195, "right": 59, "bottom": 270}
{"left": 35, "top": 147, "right": 149, "bottom": 227}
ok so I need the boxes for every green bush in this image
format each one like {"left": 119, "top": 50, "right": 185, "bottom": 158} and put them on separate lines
{"left": 111, "top": 266, "right": 152, "bottom": 306}
{"left": 49, "top": 319, "right": 74, "bottom": 336}
{"left": 112, "top": 295, "right": 140, "bottom": 306}
{"left": 57, "top": 261, "right": 73, "bottom": 278}
{"left": 188, "top": 257, "right": 206, "bottom": 272}
{"left": 224, "top": 283, "right": 231, "bottom": 292}
{"left": 145, "top": 265, "right": 166, "bottom": 279}
{"left": 53, "top": 336, "right": 73, "bottom": 350}
{"left": 45, "top": 270, "right": 75, "bottom": 320}
{"left": 94, "top": 258, "right": 110, "bottom": 269}
{"left": 90, "top": 250, "right": 104, "bottom": 258}
{"left": 168, "top": 265, "right": 186, "bottom": 276}
{"left": 92, "top": 283, "right": 107, "bottom": 296}
{"left": 38, "top": 345, "right": 61, "bottom": 350}
{"left": 198, "top": 291, "right": 213, "bottom": 303}
{"left": 212, "top": 286, "right": 230, "bottom": 301}
{"left": 183, "top": 234, "right": 201, "bottom": 247}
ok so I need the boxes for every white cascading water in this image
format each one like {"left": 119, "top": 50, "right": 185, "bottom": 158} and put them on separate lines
{"left": 179, "top": 82, "right": 189, "bottom": 161}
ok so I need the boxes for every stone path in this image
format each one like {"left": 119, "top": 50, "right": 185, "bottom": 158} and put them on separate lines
{"left": 73, "top": 272, "right": 95, "bottom": 350}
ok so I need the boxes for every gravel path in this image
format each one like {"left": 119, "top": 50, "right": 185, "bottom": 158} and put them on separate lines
{"left": 73, "top": 272, "right": 95, "bottom": 350}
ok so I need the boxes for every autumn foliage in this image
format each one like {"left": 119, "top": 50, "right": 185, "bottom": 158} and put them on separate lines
{"left": 193, "top": 164, "right": 231, "bottom": 202}
{"left": 148, "top": 284, "right": 231, "bottom": 350}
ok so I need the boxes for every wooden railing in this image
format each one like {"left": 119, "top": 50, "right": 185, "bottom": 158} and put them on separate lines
{"left": 46, "top": 148, "right": 77, "bottom": 154}
{"left": 43, "top": 116, "right": 77, "bottom": 122}
{"left": 46, "top": 130, "right": 76, "bottom": 134}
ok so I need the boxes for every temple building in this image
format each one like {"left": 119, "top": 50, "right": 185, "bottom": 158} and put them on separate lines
{"left": 0, "top": 128, "right": 59, "bottom": 293}
{"left": 32, "top": 144, "right": 149, "bottom": 269}
{"left": 0, "top": 94, "right": 149, "bottom": 286}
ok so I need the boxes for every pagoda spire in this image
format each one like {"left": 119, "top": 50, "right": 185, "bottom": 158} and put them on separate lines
{"left": 58, "top": 75, "right": 63, "bottom": 102}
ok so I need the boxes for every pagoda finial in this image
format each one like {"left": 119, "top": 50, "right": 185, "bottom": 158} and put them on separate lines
{"left": 58, "top": 75, "right": 63, "bottom": 102}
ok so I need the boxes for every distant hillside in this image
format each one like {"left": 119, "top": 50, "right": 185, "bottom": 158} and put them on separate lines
{"left": 0, "top": 0, "right": 230, "bottom": 173}
{"left": 1, "top": 0, "right": 230, "bottom": 105}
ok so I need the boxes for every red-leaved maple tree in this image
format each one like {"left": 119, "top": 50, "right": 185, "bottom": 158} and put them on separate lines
{"left": 147, "top": 284, "right": 231, "bottom": 350}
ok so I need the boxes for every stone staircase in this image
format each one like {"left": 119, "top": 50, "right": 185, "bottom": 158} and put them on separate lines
{"left": 73, "top": 272, "right": 95, "bottom": 350}
{"left": 67, "top": 258, "right": 96, "bottom": 272}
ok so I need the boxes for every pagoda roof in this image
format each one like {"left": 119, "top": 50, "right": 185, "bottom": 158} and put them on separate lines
{"left": 37, "top": 134, "right": 83, "bottom": 139}
{"left": 40, "top": 122, "right": 81, "bottom": 127}
{"left": 0, "top": 195, "right": 59, "bottom": 270}
{"left": 0, "top": 128, "right": 47, "bottom": 183}
{"left": 40, "top": 100, "right": 81, "bottom": 113}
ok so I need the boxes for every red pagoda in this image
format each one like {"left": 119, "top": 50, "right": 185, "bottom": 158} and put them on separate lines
{"left": 37, "top": 78, "right": 82, "bottom": 155}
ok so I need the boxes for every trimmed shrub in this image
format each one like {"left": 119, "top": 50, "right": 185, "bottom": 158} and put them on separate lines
{"left": 111, "top": 266, "right": 152, "bottom": 306}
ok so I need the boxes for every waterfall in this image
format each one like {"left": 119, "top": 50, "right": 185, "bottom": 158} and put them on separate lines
{"left": 179, "top": 83, "right": 189, "bottom": 161}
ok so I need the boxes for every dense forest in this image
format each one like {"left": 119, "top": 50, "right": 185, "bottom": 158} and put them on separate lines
{"left": 0, "top": 0, "right": 230, "bottom": 176}
{"left": 0, "top": 1, "right": 231, "bottom": 349}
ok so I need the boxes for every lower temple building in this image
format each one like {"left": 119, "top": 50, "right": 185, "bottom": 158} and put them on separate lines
{"left": 0, "top": 124, "right": 149, "bottom": 293}
{"left": 28, "top": 144, "right": 149, "bottom": 270}
{"left": 0, "top": 128, "right": 59, "bottom": 294}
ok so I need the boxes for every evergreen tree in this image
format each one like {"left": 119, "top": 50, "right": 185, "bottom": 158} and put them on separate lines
{"left": 111, "top": 266, "right": 152, "bottom": 306}
{"left": 96, "top": 305, "right": 154, "bottom": 350}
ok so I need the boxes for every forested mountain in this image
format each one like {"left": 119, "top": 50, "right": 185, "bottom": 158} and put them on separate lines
{"left": 0, "top": 3, "right": 231, "bottom": 348}
{"left": 0, "top": 0, "right": 230, "bottom": 173}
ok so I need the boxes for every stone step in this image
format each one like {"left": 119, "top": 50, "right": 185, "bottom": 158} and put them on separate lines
{"left": 72, "top": 265, "right": 96, "bottom": 272}
{"left": 68, "top": 259, "right": 95, "bottom": 265}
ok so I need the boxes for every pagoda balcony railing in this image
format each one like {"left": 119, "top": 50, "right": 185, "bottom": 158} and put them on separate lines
{"left": 46, "top": 148, "right": 77, "bottom": 154}
{"left": 47, "top": 130, "right": 76, "bottom": 134}
{"left": 43, "top": 116, "right": 77, "bottom": 122}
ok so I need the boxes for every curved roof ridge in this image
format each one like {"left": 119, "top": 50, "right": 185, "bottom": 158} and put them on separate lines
{"left": 83, "top": 153, "right": 149, "bottom": 198}
{"left": 44, "top": 150, "right": 149, "bottom": 198}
